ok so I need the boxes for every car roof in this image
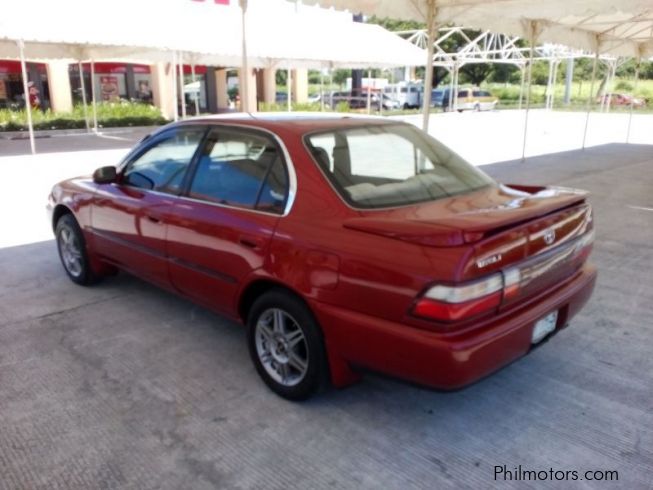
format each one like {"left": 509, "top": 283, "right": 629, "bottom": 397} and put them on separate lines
{"left": 160, "top": 112, "right": 399, "bottom": 136}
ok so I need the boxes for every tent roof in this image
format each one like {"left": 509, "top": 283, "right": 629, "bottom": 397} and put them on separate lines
{"left": 0, "top": 0, "right": 426, "bottom": 68}
{"left": 302, "top": 0, "right": 653, "bottom": 58}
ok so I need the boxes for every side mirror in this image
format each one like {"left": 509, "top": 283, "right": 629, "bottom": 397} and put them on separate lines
{"left": 93, "top": 166, "right": 117, "bottom": 184}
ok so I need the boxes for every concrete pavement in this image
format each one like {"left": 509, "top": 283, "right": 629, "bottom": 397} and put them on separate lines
{"left": 1, "top": 129, "right": 652, "bottom": 487}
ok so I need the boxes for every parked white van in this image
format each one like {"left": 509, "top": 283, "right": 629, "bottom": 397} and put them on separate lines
{"left": 383, "top": 82, "right": 423, "bottom": 109}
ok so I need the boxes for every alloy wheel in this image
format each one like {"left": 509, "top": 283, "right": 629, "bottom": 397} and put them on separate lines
{"left": 254, "top": 308, "right": 308, "bottom": 387}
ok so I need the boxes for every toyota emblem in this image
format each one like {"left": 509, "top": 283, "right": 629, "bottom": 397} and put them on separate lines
{"left": 543, "top": 229, "right": 556, "bottom": 245}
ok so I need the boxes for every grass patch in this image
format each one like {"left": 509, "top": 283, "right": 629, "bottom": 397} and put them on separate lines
{"left": 0, "top": 101, "right": 168, "bottom": 132}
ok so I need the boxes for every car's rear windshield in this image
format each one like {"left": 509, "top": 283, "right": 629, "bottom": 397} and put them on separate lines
{"left": 305, "top": 123, "right": 494, "bottom": 209}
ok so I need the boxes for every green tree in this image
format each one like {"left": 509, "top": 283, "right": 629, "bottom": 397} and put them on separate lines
{"left": 459, "top": 64, "right": 492, "bottom": 86}
{"left": 275, "top": 70, "right": 287, "bottom": 87}
{"left": 332, "top": 69, "right": 350, "bottom": 88}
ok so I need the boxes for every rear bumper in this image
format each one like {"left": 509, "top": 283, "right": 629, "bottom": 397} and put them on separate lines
{"left": 312, "top": 264, "right": 597, "bottom": 390}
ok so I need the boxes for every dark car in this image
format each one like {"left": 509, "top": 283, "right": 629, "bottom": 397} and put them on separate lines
{"left": 48, "top": 113, "right": 596, "bottom": 400}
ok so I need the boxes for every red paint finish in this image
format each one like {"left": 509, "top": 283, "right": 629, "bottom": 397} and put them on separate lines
{"left": 48, "top": 115, "right": 597, "bottom": 391}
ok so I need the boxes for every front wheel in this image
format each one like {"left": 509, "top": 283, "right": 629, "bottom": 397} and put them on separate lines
{"left": 55, "top": 214, "right": 100, "bottom": 285}
{"left": 247, "top": 290, "right": 328, "bottom": 400}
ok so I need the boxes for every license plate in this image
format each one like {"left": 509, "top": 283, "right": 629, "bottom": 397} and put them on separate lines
{"left": 532, "top": 311, "right": 558, "bottom": 344}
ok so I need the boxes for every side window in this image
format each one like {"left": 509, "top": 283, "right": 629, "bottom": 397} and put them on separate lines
{"left": 458, "top": 90, "right": 469, "bottom": 98}
{"left": 189, "top": 129, "right": 288, "bottom": 214}
{"left": 123, "top": 128, "right": 205, "bottom": 193}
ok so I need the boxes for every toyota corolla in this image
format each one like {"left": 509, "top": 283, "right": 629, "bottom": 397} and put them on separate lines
{"left": 48, "top": 114, "right": 597, "bottom": 400}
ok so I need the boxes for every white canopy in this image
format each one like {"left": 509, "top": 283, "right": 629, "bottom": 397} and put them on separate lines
{"left": 0, "top": 0, "right": 426, "bottom": 69}
{"left": 301, "top": 0, "right": 653, "bottom": 132}
{"left": 301, "top": 0, "right": 653, "bottom": 58}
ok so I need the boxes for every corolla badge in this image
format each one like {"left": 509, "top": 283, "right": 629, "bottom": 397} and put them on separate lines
{"left": 477, "top": 254, "right": 502, "bottom": 268}
{"left": 543, "top": 228, "right": 556, "bottom": 245}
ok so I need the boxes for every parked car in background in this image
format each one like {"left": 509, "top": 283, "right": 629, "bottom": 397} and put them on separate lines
{"left": 275, "top": 91, "right": 288, "bottom": 104}
{"left": 442, "top": 88, "right": 498, "bottom": 112}
{"left": 431, "top": 88, "right": 445, "bottom": 108}
{"left": 596, "top": 93, "right": 645, "bottom": 108}
{"left": 307, "top": 93, "right": 321, "bottom": 104}
{"left": 327, "top": 90, "right": 399, "bottom": 110}
{"left": 383, "top": 82, "right": 422, "bottom": 109}
{"left": 49, "top": 114, "right": 596, "bottom": 400}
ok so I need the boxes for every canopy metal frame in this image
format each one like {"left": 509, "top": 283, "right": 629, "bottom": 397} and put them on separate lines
{"left": 397, "top": 25, "right": 645, "bottom": 159}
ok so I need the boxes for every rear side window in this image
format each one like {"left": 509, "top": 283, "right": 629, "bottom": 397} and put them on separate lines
{"left": 123, "top": 127, "right": 205, "bottom": 194}
{"left": 306, "top": 123, "right": 494, "bottom": 209}
{"left": 188, "top": 128, "right": 288, "bottom": 214}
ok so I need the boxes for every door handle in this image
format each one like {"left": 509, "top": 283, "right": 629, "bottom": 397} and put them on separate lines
{"left": 239, "top": 235, "right": 264, "bottom": 249}
{"left": 146, "top": 213, "right": 162, "bottom": 224}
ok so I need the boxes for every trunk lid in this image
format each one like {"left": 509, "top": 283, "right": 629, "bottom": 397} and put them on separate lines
{"left": 344, "top": 184, "right": 588, "bottom": 250}
{"left": 344, "top": 184, "right": 594, "bottom": 299}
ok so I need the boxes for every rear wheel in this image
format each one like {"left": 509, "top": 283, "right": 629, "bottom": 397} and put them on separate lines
{"left": 247, "top": 289, "right": 328, "bottom": 400}
{"left": 55, "top": 214, "right": 100, "bottom": 285}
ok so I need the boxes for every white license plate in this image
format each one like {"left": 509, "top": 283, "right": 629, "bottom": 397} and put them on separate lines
{"left": 532, "top": 311, "right": 559, "bottom": 344}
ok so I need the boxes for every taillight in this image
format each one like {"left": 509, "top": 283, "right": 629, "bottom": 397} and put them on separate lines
{"left": 413, "top": 274, "right": 503, "bottom": 322}
{"left": 574, "top": 229, "right": 595, "bottom": 261}
{"left": 412, "top": 230, "right": 594, "bottom": 323}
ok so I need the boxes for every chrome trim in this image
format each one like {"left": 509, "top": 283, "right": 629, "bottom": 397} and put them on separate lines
{"left": 175, "top": 194, "right": 290, "bottom": 218}
{"left": 116, "top": 122, "right": 298, "bottom": 217}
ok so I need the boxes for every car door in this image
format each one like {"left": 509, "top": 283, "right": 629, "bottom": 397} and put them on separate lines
{"left": 91, "top": 126, "right": 207, "bottom": 287}
{"left": 166, "top": 126, "right": 290, "bottom": 315}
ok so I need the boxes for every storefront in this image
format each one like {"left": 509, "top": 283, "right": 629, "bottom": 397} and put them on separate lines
{"left": 0, "top": 61, "right": 50, "bottom": 110}
{"left": 69, "top": 63, "right": 151, "bottom": 104}
{"left": 68, "top": 62, "right": 208, "bottom": 114}
{"left": 180, "top": 64, "right": 208, "bottom": 115}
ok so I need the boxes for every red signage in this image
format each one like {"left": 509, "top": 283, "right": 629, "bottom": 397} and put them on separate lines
{"left": 192, "top": 0, "right": 230, "bottom": 4}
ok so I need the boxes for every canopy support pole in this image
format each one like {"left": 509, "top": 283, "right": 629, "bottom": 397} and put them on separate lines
{"left": 521, "top": 21, "right": 537, "bottom": 161}
{"left": 452, "top": 63, "right": 459, "bottom": 111}
{"left": 447, "top": 63, "right": 456, "bottom": 112}
{"left": 550, "top": 59, "right": 559, "bottom": 110}
{"left": 545, "top": 59, "right": 554, "bottom": 110}
{"left": 178, "top": 53, "right": 186, "bottom": 119}
{"left": 328, "top": 68, "right": 332, "bottom": 110}
{"left": 626, "top": 57, "right": 640, "bottom": 144}
{"left": 366, "top": 69, "right": 372, "bottom": 115}
{"left": 287, "top": 69, "right": 292, "bottom": 112}
{"left": 320, "top": 71, "right": 325, "bottom": 112}
{"left": 191, "top": 62, "right": 199, "bottom": 115}
{"left": 90, "top": 60, "right": 98, "bottom": 133}
{"left": 78, "top": 61, "right": 90, "bottom": 133}
{"left": 171, "top": 51, "right": 178, "bottom": 122}
{"left": 421, "top": 0, "right": 437, "bottom": 132}
{"left": 518, "top": 63, "right": 525, "bottom": 110}
{"left": 239, "top": 0, "right": 250, "bottom": 113}
{"left": 582, "top": 49, "right": 599, "bottom": 150}
{"left": 17, "top": 40, "right": 35, "bottom": 155}
{"left": 605, "top": 60, "right": 617, "bottom": 114}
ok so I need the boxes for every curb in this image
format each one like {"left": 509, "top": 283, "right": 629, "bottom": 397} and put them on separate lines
{"left": 0, "top": 126, "right": 160, "bottom": 140}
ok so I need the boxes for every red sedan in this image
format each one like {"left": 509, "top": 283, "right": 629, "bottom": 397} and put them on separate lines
{"left": 48, "top": 114, "right": 597, "bottom": 400}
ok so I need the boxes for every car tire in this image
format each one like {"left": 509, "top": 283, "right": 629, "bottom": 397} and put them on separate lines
{"left": 474, "top": 103, "right": 481, "bottom": 112}
{"left": 55, "top": 214, "right": 101, "bottom": 286}
{"left": 247, "top": 289, "right": 328, "bottom": 401}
